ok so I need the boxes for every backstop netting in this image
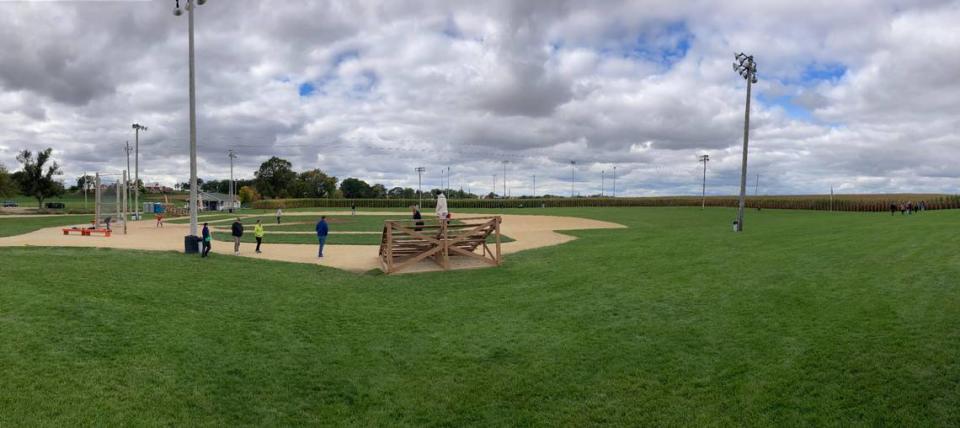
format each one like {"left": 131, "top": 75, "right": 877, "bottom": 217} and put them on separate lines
{"left": 94, "top": 172, "right": 129, "bottom": 232}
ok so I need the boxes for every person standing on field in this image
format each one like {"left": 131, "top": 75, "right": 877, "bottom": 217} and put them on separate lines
{"left": 316, "top": 216, "right": 329, "bottom": 258}
{"left": 201, "top": 222, "right": 212, "bottom": 257}
{"left": 351, "top": 202, "right": 357, "bottom": 216}
{"left": 411, "top": 205, "right": 423, "bottom": 232}
{"left": 254, "top": 219, "right": 264, "bottom": 254}
{"left": 276, "top": 208, "right": 283, "bottom": 224}
{"left": 231, "top": 217, "right": 244, "bottom": 255}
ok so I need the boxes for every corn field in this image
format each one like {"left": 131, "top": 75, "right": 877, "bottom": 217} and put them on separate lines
{"left": 252, "top": 194, "right": 960, "bottom": 212}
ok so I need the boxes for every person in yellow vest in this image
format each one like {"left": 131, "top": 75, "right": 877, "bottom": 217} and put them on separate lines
{"left": 254, "top": 219, "right": 265, "bottom": 254}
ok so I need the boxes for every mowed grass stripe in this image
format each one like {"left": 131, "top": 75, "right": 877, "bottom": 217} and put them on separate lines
{"left": 1, "top": 207, "right": 959, "bottom": 425}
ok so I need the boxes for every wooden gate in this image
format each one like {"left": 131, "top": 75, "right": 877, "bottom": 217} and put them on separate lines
{"left": 379, "top": 216, "right": 502, "bottom": 274}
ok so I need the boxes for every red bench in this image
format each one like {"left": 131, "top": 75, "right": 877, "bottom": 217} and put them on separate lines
{"left": 62, "top": 228, "right": 112, "bottom": 237}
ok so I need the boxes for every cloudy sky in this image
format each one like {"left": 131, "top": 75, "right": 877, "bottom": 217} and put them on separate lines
{"left": 0, "top": 0, "right": 958, "bottom": 196}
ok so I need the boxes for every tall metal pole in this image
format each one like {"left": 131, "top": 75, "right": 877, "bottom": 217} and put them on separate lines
{"left": 502, "top": 160, "right": 508, "bottom": 198}
{"left": 733, "top": 52, "right": 757, "bottom": 232}
{"left": 132, "top": 124, "right": 147, "bottom": 220}
{"left": 187, "top": 1, "right": 199, "bottom": 237}
{"left": 699, "top": 154, "right": 709, "bottom": 209}
{"left": 570, "top": 161, "right": 576, "bottom": 197}
{"left": 83, "top": 170, "right": 88, "bottom": 210}
{"left": 447, "top": 166, "right": 450, "bottom": 195}
{"left": 228, "top": 149, "right": 237, "bottom": 212}
{"left": 601, "top": 170, "right": 605, "bottom": 197}
{"left": 415, "top": 166, "right": 425, "bottom": 207}
{"left": 613, "top": 166, "right": 616, "bottom": 198}
{"left": 124, "top": 142, "right": 132, "bottom": 214}
{"left": 532, "top": 174, "right": 536, "bottom": 198}
{"left": 492, "top": 175, "right": 496, "bottom": 196}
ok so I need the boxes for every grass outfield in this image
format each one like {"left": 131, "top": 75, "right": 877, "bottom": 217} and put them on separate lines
{"left": 2, "top": 207, "right": 960, "bottom": 425}
{"left": 0, "top": 215, "right": 93, "bottom": 237}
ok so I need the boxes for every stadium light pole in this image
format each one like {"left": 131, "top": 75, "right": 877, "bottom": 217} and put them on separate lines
{"left": 174, "top": 0, "right": 207, "bottom": 244}
{"left": 532, "top": 174, "right": 536, "bottom": 198}
{"left": 124, "top": 142, "right": 133, "bottom": 213}
{"left": 228, "top": 150, "right": 237, "bottom": 212}
{"left": 733, "top": 52, "right": 758, "bottom": 232}
{"left": 699, "top": 154, "right": 710, "bottom": 209}
{"left": 570, "top": 160, "right": 576, "bottom": 197}
{"left": 501, "top": 160, "right": 508, "bottom": 198}
{"left": 612, "top": 166, "right": 617, "bottom": 198}
{"left": 415, "top": 166, "right": 425, "bottom": 207}
{"left": 131, "top": 123, "right": 147, "bottom": 220}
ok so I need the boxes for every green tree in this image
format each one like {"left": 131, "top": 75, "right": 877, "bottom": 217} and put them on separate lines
{"left": 16, "top": 148, "right": 64, "bottom": 208}
{"left": 238, "top": 185, "right": 260, "bottom": 205}
{"left": 370, "top": 183, "right": 387, "bottom": 199}
{"left": 293, "top": 169, "right": 338, "bottom": 198}
{"left": 339, "top": 177, "right": 373, "bottom": 199}
{"left": 254, "top": 157, "right": 296, "bottom": 198}
{"left": 0, "top": 163, "right": 18, "bottom": 198}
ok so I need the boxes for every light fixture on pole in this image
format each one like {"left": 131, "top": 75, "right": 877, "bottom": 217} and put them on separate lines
{"left": 415, "top": 166, "right": 425, "bottom": 207}
{"left": 131, "top": 124, "right": 147, "bottom": 220}
{"left": 174, "top": 0, "right": 207, "bottom": 249}
{"left": 570, "top": 160, "right": 576, "bottom": 197}
{"left": 698, "top": 154, "right": 710, "bottom": 209}
{"left": 732, "top": 52, "right": 758, "bottom": 232}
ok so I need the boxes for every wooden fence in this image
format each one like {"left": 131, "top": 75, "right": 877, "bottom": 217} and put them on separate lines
{"left": 379, "top": 216, "right": 502, "bottom": 274}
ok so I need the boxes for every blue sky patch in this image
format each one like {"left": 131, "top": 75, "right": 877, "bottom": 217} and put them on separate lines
{"left": 802, "top": 63, "right": 846, "bottom": 82}
{"left": 298, "top": 82, "right": 315, "bottom": 97}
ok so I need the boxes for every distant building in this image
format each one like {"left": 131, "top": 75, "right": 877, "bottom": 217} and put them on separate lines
{"left": 144, "top": 182, "right": 174, "bottom": 193}
{"left": 198, "top": 192, "right": 239, "bottom": 212}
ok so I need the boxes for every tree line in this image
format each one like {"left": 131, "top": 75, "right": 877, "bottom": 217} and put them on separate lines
{"left": 202, "top": 156, "right": 479, "bottom": 203}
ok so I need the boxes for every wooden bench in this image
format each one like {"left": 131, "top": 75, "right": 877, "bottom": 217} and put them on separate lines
{"left": 87, "top": 228, "right": 112, "bottom": 237}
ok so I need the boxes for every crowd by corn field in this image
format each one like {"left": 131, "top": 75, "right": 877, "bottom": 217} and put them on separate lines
{"left": 252, "top": 194, "right": 960, "bottom": 212}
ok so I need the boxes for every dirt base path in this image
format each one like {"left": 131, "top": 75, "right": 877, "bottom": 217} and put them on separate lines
{"left": 0, "top": 212, "right": 624, "bottom": 273}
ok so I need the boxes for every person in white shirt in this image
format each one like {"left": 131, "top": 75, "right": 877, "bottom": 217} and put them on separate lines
{"left": 275, "top": 208, "right": 283, "bottom": 224}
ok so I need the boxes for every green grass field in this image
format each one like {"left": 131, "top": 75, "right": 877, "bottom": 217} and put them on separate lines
{"left": 2, "top": 207, "right": 959, "bottom": 425}
{"left": 0, "top": 214, "right": 92, "bottom": 237}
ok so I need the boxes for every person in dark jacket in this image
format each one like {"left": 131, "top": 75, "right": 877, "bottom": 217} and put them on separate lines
{"left": 231, "top": 218, "right": 244, "bottom": 255}
{"left": 411, "top": 205, "right": 423, "bottom": 232}
{"left": 316, "top": 216, "right": 329, "bottom": 257}
{"left": 201, "top": 222, "right": 212, "bottom": 257}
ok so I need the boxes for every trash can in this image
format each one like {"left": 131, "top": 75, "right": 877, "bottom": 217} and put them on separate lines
{"left": 184, "top": 235, "right": 201, "bottom": 254}
{"left": 732, "top": 221, "right": 739, "bottom": 232}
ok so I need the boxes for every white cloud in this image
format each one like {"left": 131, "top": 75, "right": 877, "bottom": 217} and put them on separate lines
{"left": 0, "top": 0, "right": 958, "bottom": 196}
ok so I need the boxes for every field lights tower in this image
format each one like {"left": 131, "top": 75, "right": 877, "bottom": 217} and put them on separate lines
{"left": 174, "top": 0, "right": 208, "bottom": 251}
{"left": 732, "top": 52, "right": 758, "bottom": 232}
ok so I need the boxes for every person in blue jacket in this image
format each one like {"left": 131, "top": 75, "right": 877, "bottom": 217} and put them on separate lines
{"left": 316, "top": 216, "right": 329, "bottom": 257}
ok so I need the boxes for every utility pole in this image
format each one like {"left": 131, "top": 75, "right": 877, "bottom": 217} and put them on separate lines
{"left": 228, "top": 150, "right": 237, "bottom": 212}
{"left": 570, "top": 160, "right": 576, "bottom": 197}
{"left": 124, "top": 142, "right": 133, "bottom": 214}
{"left": 415, "top": 166, "right": 425, "bottom": 207}
{"left": 699, "top": 154, "right": 710, "bottom": 209}
{"left": 732, "top": 52, "right": 758, "bottom": 232}
{"left": 131, "top": 123, "right": 147, "bottom": 220}
{"left": 501, "top": 160, "right": 508, "bottom": 198}
{"left": 532, "top": 174, "right": 536, "bottom": 198}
